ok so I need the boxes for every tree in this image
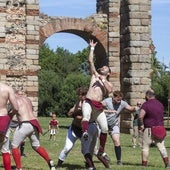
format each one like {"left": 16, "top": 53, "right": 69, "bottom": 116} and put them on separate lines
{"left": 150, "top": 43, "right": 169, "bottom": 110}
{"left": 38, "top": 44, "right": 90, "bottom": 116}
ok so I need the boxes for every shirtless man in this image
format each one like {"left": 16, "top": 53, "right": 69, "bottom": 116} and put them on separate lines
{"left": 11, "top": 90, "right": 55, "bottom": 170}
{"left": 81, "top": 39, "right": 113, "bottom": 168}
{"left": 57, "top": 87, "right": 87, "bottom": 168}
{"left": 0, "top": 83, "right": 18, "bottom": 170}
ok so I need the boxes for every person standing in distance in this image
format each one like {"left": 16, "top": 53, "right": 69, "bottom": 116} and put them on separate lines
{"left": 0, "top": 83, "right": 19, "bottom": 170}
{"left": 48, "top": 112, "right": 59, "bottom": 141}
{"left": 82, "top": 39, "right": 113, "bottom": 168}
{"left": 132, "top": 101, "right": 142, "bottom": 148}
{"left": 138, "top": 89, "right": 170, "bottom": 168}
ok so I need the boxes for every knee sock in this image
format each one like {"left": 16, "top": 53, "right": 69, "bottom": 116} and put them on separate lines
{"left": 2, "top": 153, "right": 11, "bottom": 170}
{"left": 57, "top": 159, "right": 64, "bottom": 166}
{"left": 82, "top": 120, "right": 89, "bottom": 132}
{"left": 142, "top": 160, "right": 148, "bottom": 166}
{"left": 84, "top": 153, "right": 94, "bottom": 168}
{"left": 99, "top": 133, "right": 107, "bottom": 153}
{"left": 115, "top": 146, "right": 121, "bottom": 161}
{"left": 35, "top": 146, "right": 50, "bottom": 162}
{"left": 12, "top": 148, "right": 22, "bottom": 169}
{"left": 20, "top": 141, "right": 25, "bottom": 156}
{"left": 163, "top": 157, "right": 169, "bottom": 166}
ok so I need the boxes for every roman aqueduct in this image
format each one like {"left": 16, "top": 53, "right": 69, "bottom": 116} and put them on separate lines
{"left": 0, "top": 0, "right": 152, "bottom": 133}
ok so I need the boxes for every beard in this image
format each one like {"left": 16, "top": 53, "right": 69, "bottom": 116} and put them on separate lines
{"left": 97, "top": 68, "right": 107, "bottom": 75}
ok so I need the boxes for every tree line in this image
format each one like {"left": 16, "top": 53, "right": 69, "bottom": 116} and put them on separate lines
{"left": 38, "top": 43, "right": 170, "bottom": 117}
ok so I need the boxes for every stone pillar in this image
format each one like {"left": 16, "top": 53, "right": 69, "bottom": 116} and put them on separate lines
{"left": 120, "top": 0, "right": 152, "bottom": 104}
{"left": 96, "top": 0, "right": 109, "bottom": 14}
{"left": 25, "top": 0, "right": 39, "bottom": 115}
{"left": 120, "top": 0, "right": 152, "bottom": 133}
{"left": 0, "top": 0, "right": 39, "bottom": 116}
{"left": 108, "top": 0, "right": 121, "bottom": 90}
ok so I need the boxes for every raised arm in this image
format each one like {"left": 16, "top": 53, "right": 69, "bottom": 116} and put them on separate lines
{"left": 88, "top": 39, "right": 98, "bottom": 76}
{"left": 8, "top": 87, "right": 19, "bottom": 114}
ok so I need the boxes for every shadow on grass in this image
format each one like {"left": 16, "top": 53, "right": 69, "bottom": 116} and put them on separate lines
{"left": 117, "top": 162, "right": 163, "bottom": 169}
{"left": 57, "top": 163, "right": 85, "bottom": 170}
{"left": 0, "top": 165, "right": 44, "bottom": 170}
{"left": 59, "top": 125, "right": 70, "bottom": 129}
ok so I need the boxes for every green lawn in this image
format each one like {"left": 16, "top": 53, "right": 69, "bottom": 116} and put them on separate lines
{"left": 2, "top": 117, "right": 170, "bottom": 170}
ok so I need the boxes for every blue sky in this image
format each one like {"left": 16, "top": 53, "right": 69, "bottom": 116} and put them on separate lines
{"left": 40, "top": 0, "right": 170, "bottom": 67}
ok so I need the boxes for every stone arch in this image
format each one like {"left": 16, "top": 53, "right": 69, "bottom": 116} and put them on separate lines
{"left": 39, "top": 16, "right": 108, "bottom": 67}
{"left": 0, "top": 0, "right": 152, "bottom": 133}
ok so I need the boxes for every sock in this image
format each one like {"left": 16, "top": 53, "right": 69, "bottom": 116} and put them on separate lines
{"left": 2, "top": 153, "right": 11, "bottom": 170}
{"left": 84, "top": 153, "right": 94, "bottom": 168}
{"left": 20, "top": 141, "right": 25, "bottom": 156}
{"left": 57, "top": 159, "right": 63, "bottom": 166}
{"left": 115, "top": 146, "right": 121, "bottom": 161}
{"left": 35, "top": 146, "right": 50, "bottom": 162}
{"left": 99, "top": 133, "right": 107, "bottom": 153}
{"left": 163, "top": 157, "right": 169, "bottom": 166}
{"left": 142, "top": 160, "right": 148, "bottom": 166}
{"left": 12, "top": 148, "right": 22, "bottom": 169}
{"left": 82, "top": 120, "right": 89, "bottom": 132}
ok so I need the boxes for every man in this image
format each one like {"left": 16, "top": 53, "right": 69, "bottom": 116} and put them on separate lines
{"left": 138, "top": 89, "right": 170, "bottom": 168}
{"left": 102, "top": 90, "right": 136, "bottom": 165}
{"left": 132, "top": 101, "right": 142, "bottom": 148}
{"left": 0, "top": 83, "right": 19, "bottom": 170}
{"left": 11, "top": 90, "right": 55, "bottom": 170}
{"left": 56, "top": 87, "right": 88, "bottom": 168}
{"left": 81, "top": 39, "right": 113, "bottom": 168}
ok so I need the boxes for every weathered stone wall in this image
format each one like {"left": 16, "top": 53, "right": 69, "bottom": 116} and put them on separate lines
{"left": 0, "top": 0, "right": 39, "bottom": 115}
{"left": 120, "top": 0, "right": 152, "bottom": 133}
{"left": 0, "top": 0, "right": 152, "bottom": 133}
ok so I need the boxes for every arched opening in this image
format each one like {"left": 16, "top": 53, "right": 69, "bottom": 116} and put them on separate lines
{"left": 39, "top": 0, "right": 96, "bottom": 54}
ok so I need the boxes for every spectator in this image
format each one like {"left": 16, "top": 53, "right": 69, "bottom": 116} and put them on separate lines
{"left": 49, "top": 113, "right": 59, "bottom": 141}
{"left": 132, "top": 101, "right": 142, "bottom": 148}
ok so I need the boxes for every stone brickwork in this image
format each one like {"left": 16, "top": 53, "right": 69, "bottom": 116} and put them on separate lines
{"left": 0, "top": 0, "right": 152, "bottom": 133}
{"left": 0, "top": 0, "right": 39, "bottom": 114}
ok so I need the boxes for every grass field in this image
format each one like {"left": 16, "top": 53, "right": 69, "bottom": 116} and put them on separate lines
{"left": 1, "top": 117, "right": 170, "bottom": 170}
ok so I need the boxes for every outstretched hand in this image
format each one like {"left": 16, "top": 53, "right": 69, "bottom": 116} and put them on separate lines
{"left": 89, "top": 39, "right": 97, "bottom": 48}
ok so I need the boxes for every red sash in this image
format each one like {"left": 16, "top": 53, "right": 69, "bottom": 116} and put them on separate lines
{"left": 0, "top": 115, "right": 11, "bottom": 134}
{"left": 30, "top": 119, "right": 43, "bottom": 134}
{"left": 50, "top": 120, "right": 58, "bottom": 126}
{"left": 151, "top": 126, "right": 166, "bottom": 140}
{"left": 85, "top": 98, "right": 103, "bottom": 110}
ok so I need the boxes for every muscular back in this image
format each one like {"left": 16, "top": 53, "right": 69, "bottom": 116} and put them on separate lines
{"left": 0, "top": 83, "right": 18, "bottom": 116}
{"left": 16, "top": 95, "right": 36, "bottom": 122}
